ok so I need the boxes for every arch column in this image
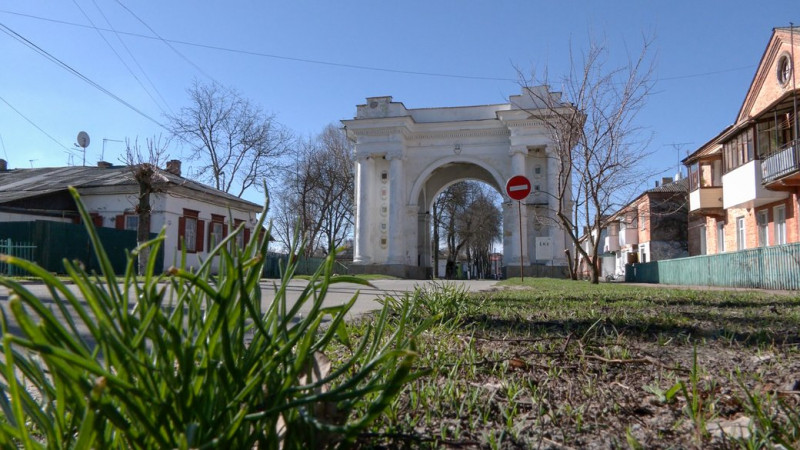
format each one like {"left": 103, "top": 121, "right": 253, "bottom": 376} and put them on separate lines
{"left": 353, "top": 156, "right": 373, "bottom": 263}
{"left": 507, "top": 145, "right": 530, "bottom": 266}
{"left": 387, "top": 153, "right": 406, "bottom": 265}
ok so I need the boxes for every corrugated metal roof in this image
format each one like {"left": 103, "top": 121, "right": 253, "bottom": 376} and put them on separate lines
{"left": 0, "top": 165, "right": 262, "bottom": 211}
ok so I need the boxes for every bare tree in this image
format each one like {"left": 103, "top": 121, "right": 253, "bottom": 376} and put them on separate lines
{"left": 274, "top": 125, "right": 354, "bottom": 257}
{"left": 462, "top": 191, "right": 502, "bottom": 278}
{"left": 168, "top": 80, "right": 292, "bottom": 197}
{"left": 123, "top": 135, "right": 170, "bottom": 274}
{"left": 435, "top": 181, "right": 501, "bottom": 279}
{"left": 520, "top": 36, "right": 655, "bottom": 283}
{"left": 436, "top": 182, "right": 473, "bottom": 278}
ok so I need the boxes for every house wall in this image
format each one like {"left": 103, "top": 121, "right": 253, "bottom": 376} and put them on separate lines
{"left": 80, "top": 192, "right": 259, "bottom": 271}
{"left": 161, "top": 194, "right": 259, "bottom": 269}
{"left": 703, "top": 191, "right": 799, "bottom": 254}
{"left": 687, "top": 215, "right": 706, "bottom": 256}
{"left": 749, "top": 32, "right": 798, "bottom": 117}
{"left": 0, "top": 211, "right": 72, "bottom": 223}
{"left": 637, "top": 198, "right": 650, "bottom": 244}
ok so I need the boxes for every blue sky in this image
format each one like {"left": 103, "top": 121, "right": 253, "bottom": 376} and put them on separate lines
{"left": 1, "top": 1, "right": 798, "bottom": 205}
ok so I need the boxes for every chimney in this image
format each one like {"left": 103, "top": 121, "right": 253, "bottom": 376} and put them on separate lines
{"left": 0, "top": 159, "right": 6, "bottom": 171}
{"left": 97, "top": 161, "right": 112, "bottom": 169}
{"left": 661, "top": 177, "right": 673, "bottom": 186}
{"left": 166, "top": 160, "right": 182, "bottom": 176}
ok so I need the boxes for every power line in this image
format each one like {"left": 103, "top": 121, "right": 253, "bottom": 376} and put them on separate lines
{"left": 0, "top": 21, "right": 167, "bottom": 129}
{"left": 71, "top": 0, "right": 172, "bottom": 115}
{"left": 0, "top": 94, "right": 76, "bottom": 154}
{"left": 114, "top": 0, "right": 220, "bottom": 85}
{"left": 0, "top": 8, "right": 759, "bottom": 84}
{"left": 0, "top": 9, "right": 516, "bottom": 82}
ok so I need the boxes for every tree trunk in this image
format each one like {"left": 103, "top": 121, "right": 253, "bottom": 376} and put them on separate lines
{"left": 137, "top": 179, "right": 152, "bottom": 276}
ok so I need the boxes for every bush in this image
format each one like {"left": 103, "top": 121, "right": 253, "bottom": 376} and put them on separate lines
{"left": 0, "top": 187, "right": 429, "bottom": 449}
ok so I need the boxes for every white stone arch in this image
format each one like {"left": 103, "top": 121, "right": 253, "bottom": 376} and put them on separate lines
{"left": 408, "top": 154, "right": 506, "bottom": 211}
{"left": 342, "top": 87, "right": 574, "bottom": 279}
{"left": 409, "top": 158, "right": 506, "bottom": 277}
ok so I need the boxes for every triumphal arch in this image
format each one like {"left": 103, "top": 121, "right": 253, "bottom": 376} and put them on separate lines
{"left": 342, "top": 87, "right": 572, "bottom": 279}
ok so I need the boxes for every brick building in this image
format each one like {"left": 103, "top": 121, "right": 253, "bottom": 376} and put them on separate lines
{"left": 684, "top": 26, "right": 800, "bottom": 255}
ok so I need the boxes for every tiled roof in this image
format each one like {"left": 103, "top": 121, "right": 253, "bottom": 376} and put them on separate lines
{"left": 0, "top": 164, "right": 262, "bottom": 211}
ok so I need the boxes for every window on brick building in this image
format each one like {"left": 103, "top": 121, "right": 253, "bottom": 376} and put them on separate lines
{"left": 736, "top": 216, "right": 746, "bottom": 251}
{"left": 717, "top": 221, "right": 725, "bottom": 253}
{"left": 775, "top": 205, "right": 787, "bottom": 245}
{"left": 699, "top": 224, "right": 707, "bottom": 255}
{"left": 757, "top": 210, "right": 768, "bottom": 247}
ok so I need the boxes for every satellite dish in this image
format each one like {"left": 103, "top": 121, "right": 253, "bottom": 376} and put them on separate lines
{"left": 77, "top": 131, "right": 90, "bottom": 148}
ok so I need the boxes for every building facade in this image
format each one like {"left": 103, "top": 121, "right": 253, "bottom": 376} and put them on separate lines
{"left": 0, "top": 159, "right": 262, "bottom": 271}
{"left": 684, "top": 27, "right": 799, "bottom": 255}
{"left": 579, "top": 177, "right": 689, "bottom": 279}
{"left": 342, "top": 87, "right": 573, "bottom": 279}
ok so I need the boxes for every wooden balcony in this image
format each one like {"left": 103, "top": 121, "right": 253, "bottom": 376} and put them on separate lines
{"left": 689, "top": 187, "right": 723, "bottom": 215}
{"left": 762, "top": 140, "right": 800, "bottom": 189}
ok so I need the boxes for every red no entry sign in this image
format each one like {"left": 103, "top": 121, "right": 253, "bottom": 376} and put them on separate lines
{"left": 505, "top": 175, "right": 531, "bottom": 201}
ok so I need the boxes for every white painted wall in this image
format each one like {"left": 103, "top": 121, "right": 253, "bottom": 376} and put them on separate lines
{"left": 722, "top": 160, "right": 787, "bottom": 209}
{"left": 80, "top": 190, "right": 259, "bottom": 271}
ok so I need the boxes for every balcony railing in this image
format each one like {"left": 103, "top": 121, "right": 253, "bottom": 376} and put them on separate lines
{"left": 762, "top": 139, "right": 799, "bottom": 184}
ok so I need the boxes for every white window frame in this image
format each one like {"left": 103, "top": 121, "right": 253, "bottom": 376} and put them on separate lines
{"left": 736, "top": 216, "right": 746, "bottom": 251}
{"left": 775, "top": 205, "right": 787, "bottom": 245}
{"left": 757, "top": 210, "right": 769, "bottom": 247}
{"left": 717, "top": 221, "right": 725, "bottom": 253}
{"left": 125, "top": 215, "right": 139, "bottom": 231}
{"left": 185, "top": 217, "right": 197, "bottom": 253}
{"left": 210, "top": 221, "right": 224, "bottom": 248}
{"left": 699, "top": 224, "right": 707, "bottom": 255}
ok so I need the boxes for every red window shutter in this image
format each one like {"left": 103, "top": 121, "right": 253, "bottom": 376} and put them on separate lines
{"left": 178, "top": 216, "right": 186, "bottom": 250}
{"left": 91, "top": 213, "right": 103, "bottom": 227}
{"left": 244, "top": 227, "right": 251, "bottom": 244}
{"left": 196, "top": 219, "right": 205, "bottom": 252}
{"left": 115, "top": 215, "right": 125, "bottom": 230}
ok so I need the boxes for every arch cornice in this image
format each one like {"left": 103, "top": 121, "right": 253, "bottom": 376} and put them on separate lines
{"left": 348, "top": 126, "right": 412, "bottom": 138}
{"left": 409, "top": 128, "right": 510, "bottom": 140}
{"left": 408, "top": 155, "right": 506, "bottom": 208}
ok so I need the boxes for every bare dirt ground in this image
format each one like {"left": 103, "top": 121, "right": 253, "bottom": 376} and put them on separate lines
{"left": 352, "top": 281, "right": 800, "bottom": 449}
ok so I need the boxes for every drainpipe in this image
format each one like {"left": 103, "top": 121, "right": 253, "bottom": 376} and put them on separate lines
{"left": 792, "top": 24, "right": 800, "bottom": 243}
{"left": 792, "top": 23, "right": 798, "bottom": 144}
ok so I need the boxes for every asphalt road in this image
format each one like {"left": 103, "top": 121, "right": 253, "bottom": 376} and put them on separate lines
{"left": 0, "top": 278, "right": 499, "bottom": 346}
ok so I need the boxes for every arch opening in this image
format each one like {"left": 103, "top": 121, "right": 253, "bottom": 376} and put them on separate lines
{"left": 413, "top": 161, "right": 505, "bottom": 279}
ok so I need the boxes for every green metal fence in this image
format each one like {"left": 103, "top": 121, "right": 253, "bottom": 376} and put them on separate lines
{"left": 262, "top": 253, "right": 350, "bottom": 278}
{"left": 626, "top": 242, "right": 800, "bottom": 290}
{"left": 0, "top": 238, "right": 37, "bottom": 276}
{"left": 0, "top": 221, "right": 162, "bottom": 275}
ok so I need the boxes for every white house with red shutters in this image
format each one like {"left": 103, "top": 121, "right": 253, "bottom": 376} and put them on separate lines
{"left": 0, "top": 158, "right": 263, "bottom": 271}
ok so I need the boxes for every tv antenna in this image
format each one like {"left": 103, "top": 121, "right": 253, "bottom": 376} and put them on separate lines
{"left": 75, "top": 131, "right": 90, "bottom": 166}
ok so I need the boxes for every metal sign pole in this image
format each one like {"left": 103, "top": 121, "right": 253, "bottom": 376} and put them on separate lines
{"left": 518, "top": 199, "right": 524, "bottom": 282}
